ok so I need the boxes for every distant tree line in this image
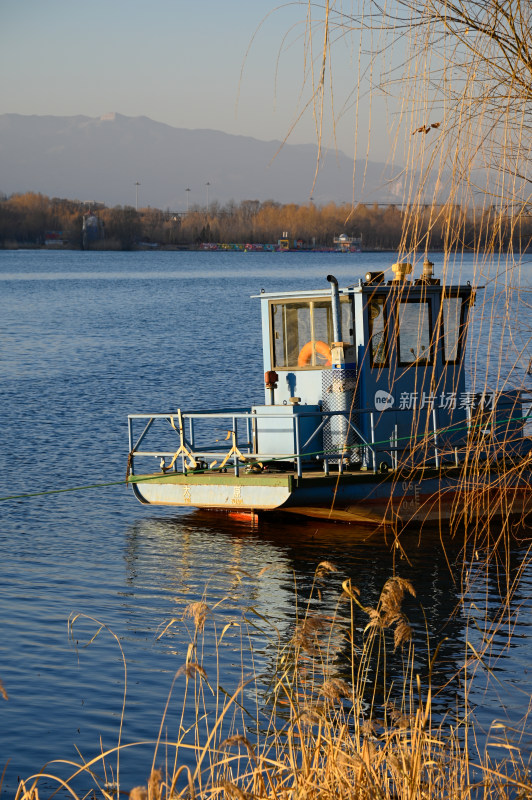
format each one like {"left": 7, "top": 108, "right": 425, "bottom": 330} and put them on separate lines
{"left": 0, "top": 191, "right": 530, "bottom": 252}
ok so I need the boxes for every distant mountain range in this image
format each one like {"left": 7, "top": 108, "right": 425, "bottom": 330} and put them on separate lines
{"left": 0, "top": 112, "right": 413, "bottom": 209}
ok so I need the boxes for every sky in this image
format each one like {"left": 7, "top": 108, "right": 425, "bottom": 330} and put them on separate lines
{"left": 0, "top": 0, "right": 393, "bottom": 162}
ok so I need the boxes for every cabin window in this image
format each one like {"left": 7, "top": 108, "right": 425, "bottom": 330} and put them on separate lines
{"left": 368, "top": 296, "right": 388, "bottom": 367}
{"left": 397, "top": 300, "right": 433, "bottom": 366}
{"left": 271, "top": 297, "right": 353, "bottom": 369}
{"left": 441, "top": 296, "right": 464, "bottom": 363}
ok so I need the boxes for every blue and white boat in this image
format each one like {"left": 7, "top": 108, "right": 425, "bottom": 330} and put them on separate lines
{"left": 127, "top": 260, "right": 531, "bottom": 526}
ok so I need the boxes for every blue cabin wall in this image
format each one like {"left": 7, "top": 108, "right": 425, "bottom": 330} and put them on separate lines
{"left": 358, "top": 285, "right": 471, "bottom": 466}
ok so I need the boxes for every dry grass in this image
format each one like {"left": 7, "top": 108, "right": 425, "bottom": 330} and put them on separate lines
{"left": 12, "top": 557, "right": 532, "bottom": 800}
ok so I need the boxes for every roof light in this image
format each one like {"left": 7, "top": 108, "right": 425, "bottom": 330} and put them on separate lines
{"left": 364, "top": 271, "right": 385, "bottom": 285}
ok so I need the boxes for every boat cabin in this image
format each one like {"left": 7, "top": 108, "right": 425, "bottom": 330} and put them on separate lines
{"left": 254, "top": 261, "right": 476, "bottom": 468}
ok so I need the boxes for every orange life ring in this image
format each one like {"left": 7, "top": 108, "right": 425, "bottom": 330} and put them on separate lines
{"left": 297, "top": 340, "right": 332, "bottom": 367}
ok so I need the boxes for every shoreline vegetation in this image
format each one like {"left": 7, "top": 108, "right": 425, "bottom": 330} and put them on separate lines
{"left": 1, "top": 192, "right": 531, "bottom": 253}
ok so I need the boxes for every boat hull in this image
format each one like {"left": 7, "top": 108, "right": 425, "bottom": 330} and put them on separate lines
{"left": 129, "top": 471, "right": 293, "bottom": 510}
{"left": 128, "top": 465, "right": 532, "bottom": 526}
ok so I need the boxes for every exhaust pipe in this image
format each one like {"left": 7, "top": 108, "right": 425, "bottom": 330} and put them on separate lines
{"left": 327, "top": 274, "right": 342, "bottom": 345}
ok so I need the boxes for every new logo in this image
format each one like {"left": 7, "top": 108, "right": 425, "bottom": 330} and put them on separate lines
{"left": 374, "top": 390, "right": 395, "bottom": 410}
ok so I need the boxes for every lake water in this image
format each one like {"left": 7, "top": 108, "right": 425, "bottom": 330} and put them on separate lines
{"left": 0, "top": 249, "right": 531, "bottom": 795}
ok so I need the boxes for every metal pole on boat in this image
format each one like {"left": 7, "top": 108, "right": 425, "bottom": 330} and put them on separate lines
{"left": 327, "top": 275, "right": 342, "bottom": 345}
{"left": 128, "top": 417, "right": 134, "bottom": 475}
{"left": 432, "top": 408, "right": 440, "bottom": 468}
{"left": 233, "top": 417, "right": 239, "bottom": 476}
{"left": 294, "top": 415, "right": 303, "bottom": 478}
{"left": 246, "top": 414, "right": 251, "bottom": 455}
{"left": 323, "top": 416, "right": 330, "bottom": 476}
{"left": 370, "top": 412, "right": 377, "bottom": 471}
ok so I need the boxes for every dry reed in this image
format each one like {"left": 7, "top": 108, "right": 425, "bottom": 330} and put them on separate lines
{"left": 12, "top": 555, "right": 532, "bottom": 800}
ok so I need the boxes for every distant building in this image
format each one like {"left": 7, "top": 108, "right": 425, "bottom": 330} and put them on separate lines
{"left": 333, "top": 233, "right": 362, "bottom": 252}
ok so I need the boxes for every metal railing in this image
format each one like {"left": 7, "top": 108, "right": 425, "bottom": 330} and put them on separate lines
{"left": 127, "top": 406, "right": 442, "bottom": 479}
{"left": 127, "top": 391, "right": 530, "bottom": 480}
{"left": 128, "top": 407, "right": 379, "bottom": 478}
